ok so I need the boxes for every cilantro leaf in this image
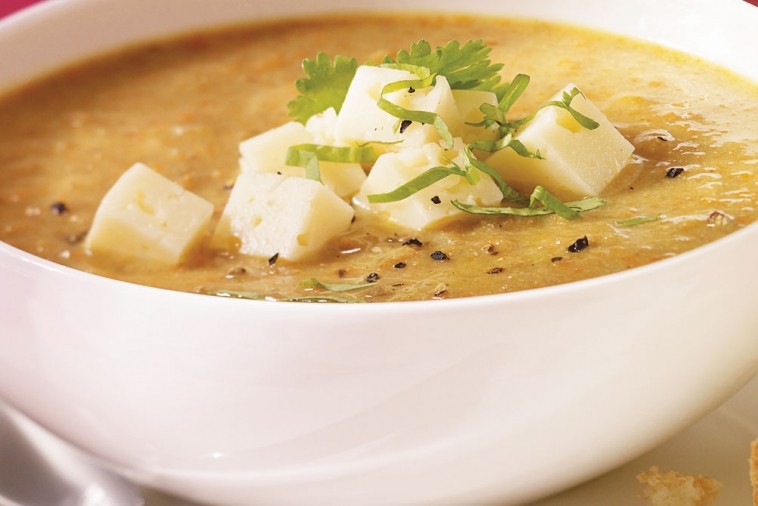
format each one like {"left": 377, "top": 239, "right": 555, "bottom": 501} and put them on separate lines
{"left": 383, "top": 39, "right": 504, "bottom": 92}
{"left": 287, "top": 52, "right": 358, "bottom": 123}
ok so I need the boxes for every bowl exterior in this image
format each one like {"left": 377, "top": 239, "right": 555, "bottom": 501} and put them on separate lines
{"left": 0, "top": 0, "right": 757, "bottom": 505}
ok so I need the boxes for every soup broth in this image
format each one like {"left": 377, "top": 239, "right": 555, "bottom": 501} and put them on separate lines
{"left": 0, "top": 14, "right": 756, "bottom": 302}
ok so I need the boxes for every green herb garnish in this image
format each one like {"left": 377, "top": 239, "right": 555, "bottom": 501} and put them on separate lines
{"left": 615, "top": 215, "right": 661, "bottom": 227}
{"left": 382, "top": 39, "right": 505, "bottom": 93}
{"left": 543, "top": 87, "right": 600, "bottom": 130}
{"left": 300, "top": 278, "right": 375, "bottom": 292}
{"left": 453, "top": 193, "right": 606, "bottom": 218}
{"left": 285, "top": 143, "right": 378, "bottom": 182}
{"left": 287, "top": 52, "right": 358, "bottom": 123}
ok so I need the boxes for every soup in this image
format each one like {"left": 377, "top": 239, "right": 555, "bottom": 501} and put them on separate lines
{"left": 0, "top": 14, "right": 756, "bottom": 302}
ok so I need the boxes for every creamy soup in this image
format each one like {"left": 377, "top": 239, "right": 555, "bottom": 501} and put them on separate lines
{"left": 0, "top": 14, "right": 756, "bottom": 302}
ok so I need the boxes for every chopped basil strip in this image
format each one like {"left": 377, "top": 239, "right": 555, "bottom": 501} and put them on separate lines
{"left": 452, "top": 194, "right": 605, "bottom": 218}
{"left": 615, "top": 215, "right": 661, "bottom": 226}
{"left": 542, "top": 87, "right": 600, "bottom": 130}
{"left": 367, "top": 165, "right": 466, "bottom": 203}
{"left": 301, "top": 277, "right": 375, "bottom": 292}
{"left": 377, "top": 76, "right": 454, "bottom": 147}
{"left": 285, "top": 143, "right": 378, "bottom": 182}
{"left": 529, "top": 186, "right": 581, "bottom": 220}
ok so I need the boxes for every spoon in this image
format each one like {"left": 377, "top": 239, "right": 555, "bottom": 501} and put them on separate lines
{"left": 0, "top": 403, "right": 144, "bottom": 506}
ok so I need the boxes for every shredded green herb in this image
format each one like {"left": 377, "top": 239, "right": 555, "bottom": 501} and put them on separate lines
{"left": 453, "top": 193, "right": 606, "bottom": 218}
{"left": 285, "top": 143, "right": 378, "bottom": 182}
{"left": 301, "top": 277, "right": 376, "bottom": 292}
{"left": 615, "top": 215, "right": 661, "bottom": 227}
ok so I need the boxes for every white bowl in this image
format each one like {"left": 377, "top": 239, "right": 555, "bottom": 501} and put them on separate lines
{"left": 1, "top": 1, "right": 757, "bottom": 505}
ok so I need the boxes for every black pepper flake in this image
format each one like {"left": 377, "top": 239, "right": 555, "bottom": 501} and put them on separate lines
{"left": 430, "top": 195, "right": 441, "bottom": 204}
{"left": 366, "top": 272, "right": 380, "bottom": 283}
{"left": 666, "top": 167, "right": 684, "bottom": 178}
{"left": 487, "top": 267, "right": 504, "bottom": 274}
{"left": 657, "top": 136, "right": 669, "bottom": 142}
{"left": 408, "top": 86, "right": 416, "bottom": 93}
{"left": 430, "top": 250, "right": 449, "bottom": 261}
{"left": 403, "top": 237, "right": 423, "bottom": 247}
{"left": 551, "top": 256, "right": 563, "bottom": 262}
{"left": 394, "top": 262, "right": 407, "bottom": 269}
{"left": 399, "top": 120, "right": 412, "bottom": 134}
{"left": 338, "top": 269, "right": 347, "bottom": 278}
{"left": 50, "top": 202, "right": 69, "bottom": 215}
{"left": 567, "top": 236, "right": 590, "bottom": 253}
{"left": 267, "top": 253, "right": 279, "bottom": 266}
{"left": 485, "top": 244, "right": 498, "bottom": 255}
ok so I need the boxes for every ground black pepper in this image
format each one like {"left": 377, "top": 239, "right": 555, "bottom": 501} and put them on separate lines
{"left": 394, "top": 262, "right": 407, "bottom": 269}
{"left": 267, "top": 253, "right": 279, "bottom": 266}
{"left": 50, "top": 202, "right": 69, "bottom": 215}
{"left": 430, "top": 250, "right": 449, "bottom": 261}
{"left": 567, "top": 236, "right": 589, "bottom": 253}
{"left": 399, "top": 120, "right": 412, "bottom": 133}
{"left": 430, "top": 195, "right": 441, "bottom": 204}
{"left": 666, "top": 167, "right": 684, "bottom": 178}
{"left": 403, "top": 237, "right": 423, "bottom": 247}
{"left": 366, "top": 272, "right": 380, "bottom": 283}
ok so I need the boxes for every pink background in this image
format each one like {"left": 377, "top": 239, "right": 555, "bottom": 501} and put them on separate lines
{"left": 2, "top": 0, "right": 758, "bottom": 18}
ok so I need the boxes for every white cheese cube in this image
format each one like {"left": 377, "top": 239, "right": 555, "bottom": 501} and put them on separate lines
{"left": 212, "top": 171, "right": 354, "bottom": 262}
{"left": 484, "top": 84, "right": 634, "bottom": 199}
{"left": 304, "top": 107, "right": 338, "bottom": 144}
{"left": 334, "top": 66, "right": 460, "bottom": 151}
{"left": 353, "top": 140, "right": 503, "bottom": 230}
{"left": 84, "top": 163, "right": 213, "bottom": 265}
{"left": 451, "top": 89, "right": 500, "bottom": 143}
{"left": 239, "top": 118, "right": 366, "bottom": 199}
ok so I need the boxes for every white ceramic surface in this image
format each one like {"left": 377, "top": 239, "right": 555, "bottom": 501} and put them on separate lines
{"left": 138, "top": 374, "right": 758, "bottom": 504}
{"left": 0, "top": 1, "right": 757, "bottom": 505}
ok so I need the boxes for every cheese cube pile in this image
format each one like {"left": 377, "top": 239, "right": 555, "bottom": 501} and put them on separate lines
{"left": 87, "top": 62, "right": 635, "bottom": 267}
{"left": 354, "top": 141, "right": 502, "bottom": 230}
{"left": 84, "top": 163, "right": 213, "bottom": 265}
{"left": 484, "top": 84, "right": 634, "bottom": 199}
{"left": 239, "top": 112, "right": 366, "bottom": 200}
{"left": 212, "top": 171, "right": 354, "bottom": 262}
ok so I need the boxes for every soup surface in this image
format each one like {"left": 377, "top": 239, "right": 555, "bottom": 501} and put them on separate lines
{"left": 0, "top": 14, "right": 756, "bottom": 302}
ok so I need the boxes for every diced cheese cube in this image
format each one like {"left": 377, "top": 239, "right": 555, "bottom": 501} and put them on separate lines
{"left": 212, "top": 171, "right": 354, "bottom": 262}
{"left": 484, "top": 84, "right": 634, "bottom": 199}
{"left": 84, "top": 163, "right": 213, "bottom": 265}
{"left": 239, "top": 118, "right": 366, "bottom": 199}
{"left": 304, "top": 107, "right": 338, "bottom": 144}
{"left": 451, "top": 89, "right": 500, "bottom": 143}
{"left": 353, "top": 140, "right": 503, "bottom": 230}
{"left": 333, "top": 66, "right": 460, "bottom": 151}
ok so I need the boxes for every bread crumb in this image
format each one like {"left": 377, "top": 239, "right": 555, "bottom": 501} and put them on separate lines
{"left": 637, "top": 466, "right": 721, "bottom": 506}
{"left": 750, "top": 439, "right": 758, "bottom": 506}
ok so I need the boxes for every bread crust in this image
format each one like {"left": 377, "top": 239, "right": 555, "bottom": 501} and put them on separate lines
{"left": 637, "top": 466, "right": 721, "bottom": 506}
